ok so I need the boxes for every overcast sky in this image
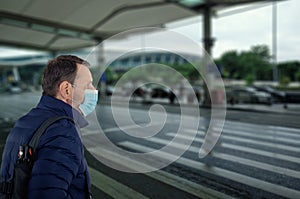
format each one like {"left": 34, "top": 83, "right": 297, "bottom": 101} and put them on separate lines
{"left": 0, "top": 0, "right": 298, "bottom": 63}
{"left": 168, "top": 0, "right": 299, "bottom": 62}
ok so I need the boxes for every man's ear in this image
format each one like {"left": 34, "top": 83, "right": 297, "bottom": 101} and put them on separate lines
{"left": 57, "top": 81, "right": 72, "bottom": 101}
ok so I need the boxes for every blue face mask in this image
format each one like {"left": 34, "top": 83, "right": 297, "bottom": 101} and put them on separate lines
{"left": 79, "top": 89, "right": 98, "bottom": 116}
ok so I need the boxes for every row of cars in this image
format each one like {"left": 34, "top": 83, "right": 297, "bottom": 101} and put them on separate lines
{"left": 105, "top": 83, "right": 290, "bottom": 105}
{"left": 124, "top": 84, "right": 177, "bottom": 104}
{"left": 226, "top": 86, "right": 286, "bottom": 105}
{"left": 106, "top": 83, "right": 202, "bottom": 104}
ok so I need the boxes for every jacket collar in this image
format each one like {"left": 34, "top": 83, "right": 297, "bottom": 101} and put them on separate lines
{"left": 37, "top": 95, "right": 88, "bottom": 128}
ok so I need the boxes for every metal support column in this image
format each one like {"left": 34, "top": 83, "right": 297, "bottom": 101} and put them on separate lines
{"left": 272, "top": 0, "right": 278, "bottom": 82}
{"left": 203, "top": 5, "right": 213, "bottom": 56}
{"left": 96, "top": 42, "right": 106, "bottom": 99}
{"left": 202, "top": 3, "right": 215, "bottom": 105}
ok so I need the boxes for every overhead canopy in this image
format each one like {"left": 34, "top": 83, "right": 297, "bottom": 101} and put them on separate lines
{"left": 0, "top": 0, "right": 281, "bottom": 52}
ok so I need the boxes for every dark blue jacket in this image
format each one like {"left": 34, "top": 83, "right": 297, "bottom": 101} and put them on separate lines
{"left": 0, "top": 95, "right": 91, "bottom": 199}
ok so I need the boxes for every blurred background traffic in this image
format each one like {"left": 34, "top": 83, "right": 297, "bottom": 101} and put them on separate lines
{"left": 1, "top": 0, "right": 300, "bottom": 198}
{"left": 1, "top": 47, "right": 299, "bottom": 107}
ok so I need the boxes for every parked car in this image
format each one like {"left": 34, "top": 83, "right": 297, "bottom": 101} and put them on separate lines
{"left": 133, "top": 84, "right": 176, "bottom": 104}
{"left": 253, "top": 85, "right": 286, "bottom": 103}
{"left": 191, "top": 85, "right": 203, "bottom": 103}
{"left": 285, "top": 91, "right": 300, "bottom": 104}
{"left": 227, "top": 86, "right": 272, "bottom": 105}
{"left": 132, "top": 86, "right": 148, "bottom": 98}
{"left": 149, "top": 85, "right": 176, "bottom": 104}
{"left": 6, "top": 81, "right": 22, "bottom": 94}
{"left": 105, "top": 85, "right": 115, "bottom": 96}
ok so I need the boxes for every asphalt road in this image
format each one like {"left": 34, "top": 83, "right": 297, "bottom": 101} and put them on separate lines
{"left": 0, "top": 92, "right": 300, "bottom": 199}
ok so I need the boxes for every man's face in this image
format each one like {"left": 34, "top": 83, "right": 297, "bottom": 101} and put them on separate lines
{"left": 72, "top": 64, "right": 95, "bottom": 109}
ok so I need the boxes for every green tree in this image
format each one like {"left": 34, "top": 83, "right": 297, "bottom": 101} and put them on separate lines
{"left": 216, "top": 50, "right": 241, "bottom": 79}
{"left": 250, "top": 45, "right": 272, "bottom": 80}
{"left": 216, "top": 44, "right": 272, "bottom": 81}
{"left": 245, "top": 74, "right": 255, "bottom": 85}
{"left": 171, "top": 63, "right": 199, "bottom": 83}
{"left": 278, "top": 61, "right": 300, "bottom": 82}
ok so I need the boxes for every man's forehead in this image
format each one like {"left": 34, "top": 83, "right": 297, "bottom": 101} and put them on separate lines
{"left": 76, "top": 64, "right": 92, "bottom": 80}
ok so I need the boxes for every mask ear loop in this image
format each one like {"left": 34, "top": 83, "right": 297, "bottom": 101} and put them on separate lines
{"left": 68, "top": 83, "right": 80, "bottom": 106}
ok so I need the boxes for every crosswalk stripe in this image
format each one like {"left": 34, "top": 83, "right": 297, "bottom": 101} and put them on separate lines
{"left": 183, "top": 129, "right": 300, "bottom": 154}
{"left": 222, "top": 134, "right": 300, "bottom": 153}
{"left": 166, "top": 132, "right": 300, "bottom": 179}
{"left": 179, "top": 120, "right": 300, "bottom": 140}
{"left": 151, "top": 133, "right": 300, "bottom": 179}
{"left": 87, "top": 146, "right": 230, "bottom": 199}
{"left": 221, "top": 128, "right": 300, "bottom": 145}
{"left": 267, "top": 125, "right": 300, "bottom": 133}
{"left": 103, "top": 122, "right": 163, "bottom": 133}
{"left": 223, "top": 125, "right": 300, "bottom": 139}
{"left": 222, "top": 142, "right": 300, "bottom": 164}
{"left": 118, "top": 141, "right": 300, "bottom": 199}
{"left": 167, "top": 132, "right": 300, "bottom": 164}
{"left": 224, "top": 121, "right": 300, "bottom": 135}
{"left": 89, "top": 167, "right": 149, "bottom": 199}
{"left": 212, "top": 153, "right": 300, "bottom": 179}
{"left": 225, "top": 120, "right": 300, "bottom": 133}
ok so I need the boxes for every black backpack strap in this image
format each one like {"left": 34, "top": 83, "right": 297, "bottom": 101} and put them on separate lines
{"left": 0, "top": 116, "right": 74, "bottom": 197}
{"left": 28, "top": 116, "right": 74, "bottom": 150}
{"left": 0, "top": 180, "right": 13, "bottom": 195}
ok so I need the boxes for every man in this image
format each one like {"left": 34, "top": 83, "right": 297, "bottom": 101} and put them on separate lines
{"left": 0, "top": 55, "right": 97, "bottom": 198}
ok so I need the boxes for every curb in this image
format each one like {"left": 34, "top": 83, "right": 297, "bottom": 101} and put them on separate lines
{"left": 208, "top": 105, "right": 300, "bottom": 116}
